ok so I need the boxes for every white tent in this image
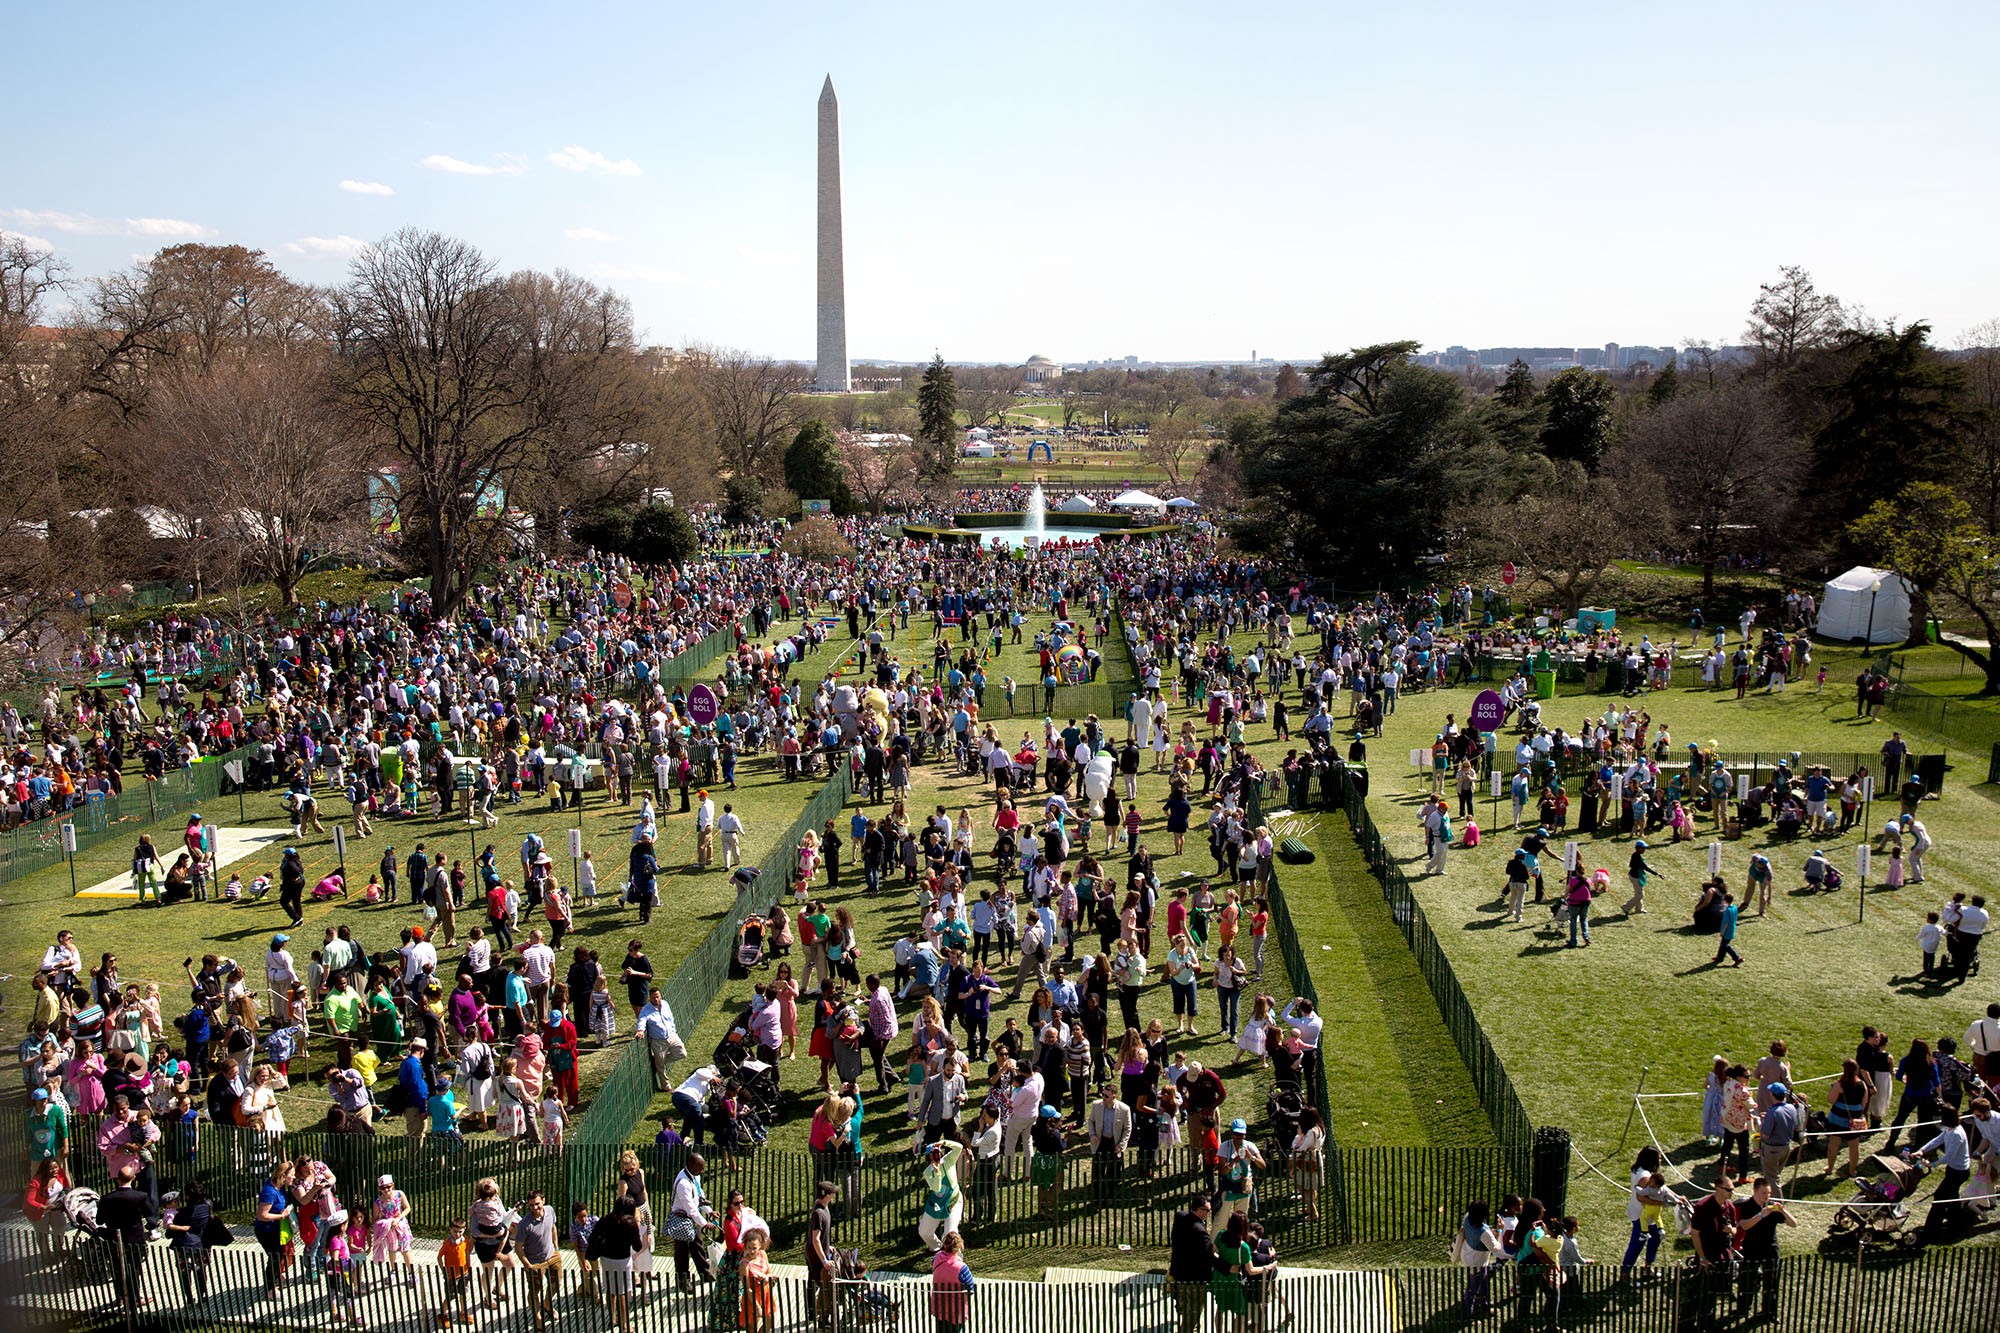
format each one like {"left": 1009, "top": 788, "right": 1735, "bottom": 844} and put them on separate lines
{"left": 1108, "top": 489, "right": 1167, "bottom": 510}
{"left": 1816, "top": 566, "right": 1911, "bottom": 644}
{"left": 1056, "top": 494, "right": 1096, "bottom": 513}
{"left": 1165, "top": 496, "right": 1200, "bottom": 509}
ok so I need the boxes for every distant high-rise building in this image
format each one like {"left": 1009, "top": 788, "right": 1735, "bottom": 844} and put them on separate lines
{"left": 815, "top": 76, "right": 850, "bottom": 393}
{"left": 1604, "top": 342, "right": 1622, "bottom": 371}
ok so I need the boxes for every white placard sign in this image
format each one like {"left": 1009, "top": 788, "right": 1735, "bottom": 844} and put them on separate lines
{"left": 569, "top": 828, "right": 584, "bottom": 859}
{"left": 1856, "top": 846, "right": 1872, "bottom": 879}
{"left": 1707, "top": 842, "right": 1722, "bottom": 876}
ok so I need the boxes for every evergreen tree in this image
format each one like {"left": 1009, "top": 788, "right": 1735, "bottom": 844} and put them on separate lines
{"left": 1537, "top": 367, "right": 1617, "bottom": 470}
{"left": 1811, "top": 322, "right": 1972, "bottom": 539}
{"left": 783, "top": 418, "right": 854, "bottom": 513}
{"left": 1646, "top": 360, "right": 1680, "bottom": 406}
{"left": 1497, "top": 358, "right": 1538, "bottom": 409}
{"left": 916, "top": 354, "right": 959, "bottom": 479}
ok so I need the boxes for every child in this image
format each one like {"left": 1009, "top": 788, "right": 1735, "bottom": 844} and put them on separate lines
{"left": 712, "top": 1082, "right": 742, "bottom": 1171}
{"left": 1557, "top": 1215, "right": 1588, "bottom": 1287}
{"left": 739, "top": 1230, "right": 774, "bottom": 1333}
{"left": 1815, "top": 665, "right": 1828, "bottom": 694}
{"left": 569, "top": 1202, "right": 601, "bottom": 1305}
{"left": 588, "top": 974, "right": 617, "bottom": 1048}
{"left": 224, "top": 872, "right": 244, "bottom": 901}
{"left": 1885, "top": 845, "right": 1905, "bottom": 889}
{"left": 906, "top": 1046, "right": 927, "bottom": 1121}
{"left": 326, "top": 1209, "right": 362, "bottom": 1326}
{"left": 1919, "top": 912, "right": 1944, "bottom": 977}
{"left": 577, "top": 851, "right": 597, "bottom": 909}
{"left": 1249, "top": 899, "right": 1269, "bottom": 980}
{"left": 438, "top": 1217, "right": 473, "bottom": 1327}
{"left": 539, "top": 1085, "right": 568, "bottom": 1154}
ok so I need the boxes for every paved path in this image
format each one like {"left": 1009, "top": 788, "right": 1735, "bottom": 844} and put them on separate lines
{"left": 76, "top": 826, "right": 290, "bottom": 898}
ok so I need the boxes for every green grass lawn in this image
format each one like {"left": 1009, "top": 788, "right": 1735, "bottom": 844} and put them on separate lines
{"left": 1320, "top": 646, "right": 2000, "bottom": 1252}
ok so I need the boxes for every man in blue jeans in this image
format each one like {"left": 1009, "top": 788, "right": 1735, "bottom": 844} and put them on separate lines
{"left": 672, "top": 1065, "right": 722, "bottom": 1144}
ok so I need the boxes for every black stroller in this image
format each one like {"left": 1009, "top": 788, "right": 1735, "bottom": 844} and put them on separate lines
{"left": 1267, "top": 1082, "right": 1305, "bottom": 1150}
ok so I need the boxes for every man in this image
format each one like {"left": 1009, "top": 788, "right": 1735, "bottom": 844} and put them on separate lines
{"left": 1168, "top": 1194, "right": 1215, "bottom": 1333}
{"left": 1951, "top": 896, "right": 1989, "bottom": 984}
{"left": 1758, "top": 1084, "right": 1801, "bottom": 1183}
{"left": 669, "top": 1152, "right": 714, "bottom": 1292}
{"left": 1214, "top": 1116, "right": 1266, "bottom": 1235}
{"left": 1857, "top": 1026, "right": 1895, "bottom": 1124}
{"left": 864, "top": 974, "right": 899, "bottom": 1092}
{"left": 1010, "top": 913, "right": 1049, "bottom": 1000}
{"left": 695, "top": 790, "right": 716, "bottom": 868}
{"left": 717, "top": 803, "right": 746, "bottom": 869}
{"left": 96, "top": 1163, "right": 155, "bottom": 1313}
{"left": 398, "top": 1039, "right": 431, "bottom": 1142}
{"left": 1733, "top": 1176, "right": 1795, "bottom": 1323}
{"left": 521, "top": 930, "right": 555, "bottom": 1024}
{"left": 918, "top": 1053, "right": 968, "bottom": 1147}
{"left": 25, "top": 1086, "right": 69, "bottom": 1171}
{"left": 1086, "top": 1083, "right": 1133, "bottom": 1202}
{"left": 1002, "top": 1066, "right": 1044, "bottom": 1178}
{"left": 1914, "top": 1105, "right": 1974, "bottom": 1240}
{"left": 511, "top": 1189, "right": 562, "bottom": 1328}
{"left": 1968, "top": 1003, "right": 2000, "bottom": 1083}
{"left": 636, "top": 988, "right": 682, "bottom": 1092}
{"left": 1281, "top": 997, "right": 1323, "bottom": 1084}
{"left": 1688, "top": 1173, "right": 1741, "bottom": 1327}
{"left": 1881, "top": 731, "right": 1908, "bottom": 787}
{"left": 805, "top": 1179, "right": 838, "bottom": 1333}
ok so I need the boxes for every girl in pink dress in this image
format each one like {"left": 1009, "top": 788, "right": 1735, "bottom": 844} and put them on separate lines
{"left": 771, "top": 963, "right": 800, "bottom": 1059}
{"left": 514, "top": 1030, "right": 547, "bottom": 1096}
{"left": 68, "top": 1041, "right": 107, "bottom": 1115}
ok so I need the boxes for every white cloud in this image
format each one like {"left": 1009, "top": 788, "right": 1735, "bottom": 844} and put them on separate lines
{"left": 547, "top": 145, "right": 641, "bottom": 176}
{"left": 284, "top": 235, "right": 371, "bottom": 260}
{"left": 564, "top": 227, "right": 618, "bottom": 242}
{"left": 126, "top": 217, "right": 213, "bottom": 239}
{"left": 339, "top": 180, "right": 395, "bottom": 196}
{"left": 589, "top": 262, "right": 692, "bottom": 286}
{"left": 8, "top": 209, "right": 209, "bottom": 239}
{"left": 1, "top": 230, "right": 54, "bottom": 253}
{"left": 736, "top": 244, "right": 799, "bottom": 268}
{"left": 420, "top": 154, "right": 526, "bottom": 177}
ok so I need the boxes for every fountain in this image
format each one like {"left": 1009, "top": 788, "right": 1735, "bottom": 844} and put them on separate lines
{"left": 1024, "top": 484, "right": 1047, "bottom": 547}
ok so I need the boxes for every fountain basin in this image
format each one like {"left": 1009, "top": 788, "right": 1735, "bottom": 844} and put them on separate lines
{"left": 900, "top": 511, "right": 1178, "bottom": 547}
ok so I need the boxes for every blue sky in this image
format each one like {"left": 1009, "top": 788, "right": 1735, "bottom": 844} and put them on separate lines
{"left": 8, "top": 3, "right": 1997, "bottom": 363}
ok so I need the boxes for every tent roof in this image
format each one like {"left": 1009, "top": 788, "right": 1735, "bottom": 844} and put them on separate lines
{"left": 1824, "top": 566, "right": 1905, "bottom": 593}
{"left": 1164, "top": 496, "right": 1200, "bottom": 508}
{"left": 1108, "top": 489, "right": 1166, "bottom": 508}
{"left": 1056, "top": 494, "right": 1096, "bottom": 513}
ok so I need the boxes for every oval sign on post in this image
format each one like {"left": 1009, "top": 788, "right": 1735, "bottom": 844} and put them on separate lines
{"left": 613, "top": 581, "right": 633, "bottom": 611}
{"left": 687, "top": 683, "right": 720, "bottom": 726}
{"left": 1501, "top": 562, "right": 1517, "bottom": 586}
{"left": 1469, "top": 689, "right": 1506, "bottom": 732}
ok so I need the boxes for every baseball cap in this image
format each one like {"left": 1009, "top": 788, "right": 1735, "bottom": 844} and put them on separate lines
{"left": 1230, "top": 1117, "right": 1248, "bottom": 1135}
{"left": 378, "top": 1174, "right": 395, "bottom": 1187}
{"left": 1768, "top": 1083, "right": 1789, "bottom": 1099}
{"left": 1633, "top": 840, "right": 1648, "bottom": 849}
{"left": 1039, "top": 1104, "right": 1060, "bottom": 1119}
{"left": 273, "top": 934, "right": 290, "bottom": 946}
{"left": 31, "top": 1088, "right": 48, "bottom": 1101}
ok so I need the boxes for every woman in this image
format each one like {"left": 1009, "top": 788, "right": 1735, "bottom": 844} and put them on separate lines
{"left": 469, "top": 1176, "right": 514, "bottom": 1309}
{"left": 495, "top": 1055, "right": 534, "bottom": 1157}
{"left": 164, "top": 1180, "right": 214, "bottom": 1306}
{"left": 1883, "top": 1038, "right": 1940, "bottom": 1152}
{"left": 1165, "top": 934, "right": 1201, "bottom": 1037}
{"left": 24, "top": 1158, "right": 71, "bottom": 1258}
{"left": 1212, "top": 944, "right": 1245, "bottom": 1041}
{"left": 1211, "top": 1211, "right": 1254, "bottom": 1333}
{"left": 66, "top": 1039, "right": 108, "bottom": 1116}
{"left": 1826, "top": 1059, "right": 1872, "bottom": 1175}
{"left": 1753, "top": 1040, "right": 1792, "bottom": 1113}
{"left": 1290, "top": 1106, "right": 1325, "bottom": 1222}
{"left": 1717, "top": 1064, "right": 1758, "bottom": 1178}
{"left": 588, "top": 1199, "right": 642, "bottom": 1333}
{"left": 614, "top": 1148, "right": 656, "bottom": 1288}
{"left": 930, "top": 1231, "right": 975, "bottom": 1333}
{"left": 771, "top": 962, "right": 801, "bottom": 1060}
{"left": 708, "top": 1189, "right": 748, "bottom": 1331}
{"left": 545, "top": 1009, "right": 581, "bottom": 1109}
{"left": 1618, "top": 1146, "right": 1668, "bottom": 1271}
{"left": 1700, "top": 1055, "right": 1729, "bottom": 1141}
{"left": 253, "top": 1160, "right": 296, "bottom": 1296}
{"left": 1455, "top": 1198, "right": 1500, "bottom": 1319}
{"left": 619, "top": 941, "right": 654, "bottom": 1018}
{"left": 809, "top": 981, "right": 840, "bottom": 1093}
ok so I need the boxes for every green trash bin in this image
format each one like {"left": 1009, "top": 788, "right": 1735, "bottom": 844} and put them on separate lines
{"left": 1535, "top": 670, "right": 1556, "bottom": 700}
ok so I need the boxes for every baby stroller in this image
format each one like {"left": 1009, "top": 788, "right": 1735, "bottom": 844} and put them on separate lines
{"left": 59, "top": 1186, "right": 115, "bottom": 1281}
{"left": 1828, "top": 1154, "right": 1931, "bottom": 1247}
{"left": 1540, "top": 899, "right": 1572, "bottom": 939}
{"left": 1267, "top": 1082, "right": 1305, "bottom": 1148}
{"left": 713, "top": 1006, "right": 760, "bottom": 1072}
{"left": 734, "top": 1058, "right": 783, "bottom": 1124}
{"left": 731, "top": 917, "right": 770, "bottom": 977}
{"left": 833, "top": 1248, "right": 902, "bottom": 1326}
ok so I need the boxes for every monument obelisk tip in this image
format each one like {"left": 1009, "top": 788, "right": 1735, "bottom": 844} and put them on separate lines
{"left": 815, "top": 75, "right": 850, "bottom": 393}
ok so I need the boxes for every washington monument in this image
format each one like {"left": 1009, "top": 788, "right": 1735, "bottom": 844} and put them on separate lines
{"left": 815, "top": 75, "right": 850, "bottom": 393}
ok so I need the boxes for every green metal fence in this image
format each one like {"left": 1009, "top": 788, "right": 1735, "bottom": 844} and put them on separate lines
{"left": 5, "top": 1219, "right": 1996, "bottom": 1333}
{"left": 0, "top": 742, "right": 260, "bottom": 888}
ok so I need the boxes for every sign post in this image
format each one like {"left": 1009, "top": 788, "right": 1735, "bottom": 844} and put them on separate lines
{"left": 687, "top": 684, "right": 720, "bottom": 728}
{"left": 1707, "top": 841, "right": 1722, "bottom": 878}
{"left": 61, "top": 821, "right": 78, "bottom": 898}
{"left": 569, "top": 827, "right": 584, "bottom": 896}
{"left": 333, "top": 824, "right": 347, "bottom": 885}
{"left": 1857, "top": 845, "right": 1872, "bottom": 924}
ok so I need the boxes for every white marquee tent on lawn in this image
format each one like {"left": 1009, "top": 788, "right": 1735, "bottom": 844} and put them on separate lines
{"left": 1107, "top": 489, "right": 1167, "bottom": 510}
{"left": 1816, "top": 566, "right": 1912, "bottom": 645}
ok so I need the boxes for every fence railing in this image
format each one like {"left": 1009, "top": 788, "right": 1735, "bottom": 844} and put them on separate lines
{"left": 0, "top": 741, "right": 260, "bottom": 888}
{"left": 7, "top": 1219, "right": 1998, "bottom": 1333}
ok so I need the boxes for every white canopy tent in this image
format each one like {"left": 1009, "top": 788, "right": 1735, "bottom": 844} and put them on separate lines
{"left": 1165, "top": 496, "right": 1200, "bottom": 509}
{"left": 1107, "top": 489, "right": 1167, "bottom": 510}
{"left": 1056, "top": 494, "right": 1096, "bottom": 513}
{"left": 1816, "top": 566, "right": 1912, "bottom": 644}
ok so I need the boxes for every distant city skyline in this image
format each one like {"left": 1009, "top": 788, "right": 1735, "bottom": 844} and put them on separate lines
{"left": 6, "top": 6, "right": 1997, "bottom": 362}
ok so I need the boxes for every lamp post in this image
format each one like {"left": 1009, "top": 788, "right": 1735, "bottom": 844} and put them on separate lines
{"left": 1863, "top": 579, "right": 1882, "bottom": 649}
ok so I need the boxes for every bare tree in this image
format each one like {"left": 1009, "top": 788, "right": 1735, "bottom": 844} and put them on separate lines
{"left": 1956, "top": 319, "right": 2000, "bottom": 533}
{"left": 839, "top": 433, "right": 920, "bottom": 512}
{"left": 142, "top": 354, "right": 370, "bottom": 605}
{"left": 1622, "top": 382, "right": 1798, "bottom": 598}
{"left": 687, "top": 344, "right": 807, "bottom": 481}
{"left": 1488, "top": 459, "right": 1654, "bottom": 615}
{"left": 0, "top": 238, "right": 95, "bottom": 682}
{"left": 333, "top": 230, "right": 567, "bottom": 614}
{"left": 1745, "top": 265, "right": 1845, "bottom": 373}
{"left": 1140, "top": 414, "right": 1209, "bottom": 487}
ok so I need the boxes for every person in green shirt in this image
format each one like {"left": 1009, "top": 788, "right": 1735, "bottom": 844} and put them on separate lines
{"left": 26, "top": 1089, "right": 69, "bottom": 1165}
{"left": 324, "top": 974, "right": 363, "bottom": 1041}
{"left": 1211, "top": 1212, "right": 1253, "bottom": 1329}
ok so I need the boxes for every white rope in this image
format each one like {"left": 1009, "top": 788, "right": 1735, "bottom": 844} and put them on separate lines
{"left": 1634, "top": 1071, "right": 1837, "bottom": 1100}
